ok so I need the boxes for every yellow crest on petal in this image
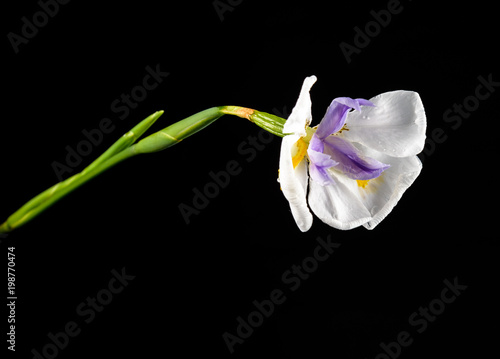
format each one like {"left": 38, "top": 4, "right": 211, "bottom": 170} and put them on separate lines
{"left": 356, "top": 179, "right": 370, "bottom": 188}
{"left": 292, "top": 139, "right": 308, "bottom": 169}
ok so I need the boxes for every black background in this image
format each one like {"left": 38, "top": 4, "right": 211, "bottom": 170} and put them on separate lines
{"left": 1, "top": 0, "right": 498, "bottom": 358}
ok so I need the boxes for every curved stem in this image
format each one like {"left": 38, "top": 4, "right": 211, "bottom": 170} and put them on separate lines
{"left": 0, "top": 146, "right": 138, "bottom": 233}
{"left": 0, "top": 106, "right": 287, "bottom": 234}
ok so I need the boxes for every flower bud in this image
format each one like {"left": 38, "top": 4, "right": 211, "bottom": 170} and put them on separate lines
{"left": 220, "top": 106, "right": 286, "bottom": 137}
{"left": 133, "top": 107, "right": 224, "bottom": 154}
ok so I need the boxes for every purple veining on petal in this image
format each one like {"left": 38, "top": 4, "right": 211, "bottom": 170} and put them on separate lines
{"left": 308, "top": 159, "right": 336, "bottom": 186}
{"left": 309, "top": 163, "right": 335, "bottom": 186}
{"left": 315, "top": 97, "right": 375, "bottom": 140}
{"left": 307, "top": 140, "right": 338, "bottom": 185}
{"left": 308, "top": 148, "right": 338, "bottom": 169}
{"left": 305, "top": 96, "right": 381, "bottom": 185}
{"left": 322, "top": 136, "right": 390, "bottom": 180}
{"left": 309, "top": 133, "right": 324, "bottom": 153}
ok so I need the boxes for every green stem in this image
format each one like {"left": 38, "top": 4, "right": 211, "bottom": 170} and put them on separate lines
{"left": 0, "top": 146, "right": 137, "bottom": 233}
{"left": 0, "top": 106, "right": 287, "bottom": 234}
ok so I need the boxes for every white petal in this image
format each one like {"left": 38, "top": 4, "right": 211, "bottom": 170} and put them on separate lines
{"left": 308, "top": 172, "right": 372, "bottom": 230}
{"left": 341, "top": 91, "right": 426, "bottom": 157}
{"left": 278, "top": 135, "right": 313, "bottom": 232}
{"left": 283, "top": 76, "right": 317, "bottom": 137}
{"left": 349, "top": 144, "right": 423, "bottom": 230}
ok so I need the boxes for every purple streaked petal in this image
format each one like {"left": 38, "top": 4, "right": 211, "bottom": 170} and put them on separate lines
{"left": 315, "top": 98, "right": 352, "bottom": 139}
{"left": 308, "top": 133, "right": 324, "bottom": 153}
{"left": 315, "top": 97, "right": 374, "bottom": 140}
{"left": 355, "top": 98, "right": 375, "bottom": 108}
{"left": 309, "top": 161, "right": 336, "bottom": 186}
{"left": 323, "top": 136, "right": 390, "bottom": 180}
{"left": 307, "top": 148, "right": 338, "bottom": 168}
{"left": 307, "top": 148, "right": 338, "bottom": 186}
{"left": 336, "top": 97, "right": 364, "bottom": 112}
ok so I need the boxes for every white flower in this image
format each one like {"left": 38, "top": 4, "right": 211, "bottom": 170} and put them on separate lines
{"left": 278, "top": 76, "right": 426, "bottom": 232}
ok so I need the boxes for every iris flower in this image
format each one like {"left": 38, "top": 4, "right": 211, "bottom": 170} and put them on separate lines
{"left": 278, "top": 76, "right": 426, "bottom": 231}
{"left": 0, "top": 76, "right": 425, "bottom": 234}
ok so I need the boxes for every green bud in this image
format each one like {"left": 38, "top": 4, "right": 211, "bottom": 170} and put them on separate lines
{"left": 249, "top": 110, "right": 286, "bottom": 137}
{"left": 220, "top": 106, "right": 286, "bottom": 137}
{"left": 133, "top": 107, "right": 224, "bottom": 154}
